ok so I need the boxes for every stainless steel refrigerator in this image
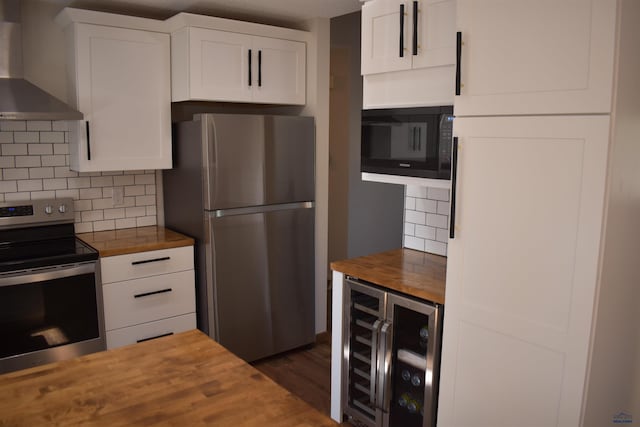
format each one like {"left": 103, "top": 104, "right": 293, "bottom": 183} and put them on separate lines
{"left": 163, "top": 113, "right": 315, "bottom": 362}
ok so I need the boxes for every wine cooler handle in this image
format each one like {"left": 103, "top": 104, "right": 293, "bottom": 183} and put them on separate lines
{"left": 370, "top": 320, "right": 382, "bottom": 405}
{"left": 377, "top": 321, "right": 393, "bottom": 412}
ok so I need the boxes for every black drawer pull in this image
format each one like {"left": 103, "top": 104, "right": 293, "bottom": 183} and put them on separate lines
{"left": 455, "top": 31, "right": 462, "bottom": 95}
{"left": 136, "top": 332, "right": 174, "bottom": 343}
{"left": 134, "top": 288, "right": 172, "bottom": 298}
{"left": 449, "top": 136, "right": 459, "bottom": 239}
{"left": 131, "top": 256, "right": 171, "bottom": 266}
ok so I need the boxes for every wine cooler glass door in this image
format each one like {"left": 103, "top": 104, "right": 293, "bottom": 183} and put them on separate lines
{"left": 343, "top": 278, "right": 386, "bottom": 427}
{"left": 384, "top": 294, "right": 442, "bottom": 427}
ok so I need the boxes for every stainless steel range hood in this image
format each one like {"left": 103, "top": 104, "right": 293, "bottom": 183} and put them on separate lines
{"left": 0, "top": 0, "right": 82, "bottom": 120}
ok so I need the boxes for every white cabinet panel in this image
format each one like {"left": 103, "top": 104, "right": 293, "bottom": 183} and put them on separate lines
{"left": 172, "top": 27, "right": 306, "bottom": 105}
{"left": 106, "top": 313, "right": 196, "bottom": 350}
{"left": 439, "top": 115, "right": 610, "bottom": 426}
{"left": 103, "top": 270, "right": 196, "bottom": 331}
{"left": 66, "top": 23, "right": 171, "bottom": 172}
{"left": 101, "top": 246, "right": 194, "bottom": 284}
{"left": 361, "top": 0, "right": 411, "bottom": 74}
{"left": 455, "top": 0, "right": 616, "bottom": 115}
{"left": 412, "top": 0, "right": 457, "bottom": 70}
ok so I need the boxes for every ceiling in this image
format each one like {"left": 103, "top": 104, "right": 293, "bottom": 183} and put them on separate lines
{"left": 40, "top": 0, "right": 362, "bottom": 26}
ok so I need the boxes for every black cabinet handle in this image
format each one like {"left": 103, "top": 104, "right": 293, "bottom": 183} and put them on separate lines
{"left": 248, "top": 49, "right": 252, "bottom": 86}
{"left": 412, "top": 1, "right": 418, "bottom": 56}
{"left": 258, "top": 50, "right": 262, "bottom": 87}
{"left": 449, "top": 136, "right": 459, "bottom": 239}
{"left": 131, "top": 256, "right": 171, "bottom": 266}
{"left": 134, "top": 288, "right": 172, "bottom": 299}
{"left": 399, "top": 4, "right": 405, "bottom": 57}
{"left": 85, "top": 121, "right": 91, "bottom": 161}
{"left": 136, "top": 332, "right": 174, "bottom": 343}
{"left": 455, "top": 31, "right": 462, "bottom": 95}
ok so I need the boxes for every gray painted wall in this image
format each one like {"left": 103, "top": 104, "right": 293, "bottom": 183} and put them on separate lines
{"left": 329, "top": 12, "right": 404, "bottom": 261}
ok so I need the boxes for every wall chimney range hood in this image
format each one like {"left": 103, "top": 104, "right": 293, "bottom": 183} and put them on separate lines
{"left": 0, "top": 0, "right": 82, "bottom": 120}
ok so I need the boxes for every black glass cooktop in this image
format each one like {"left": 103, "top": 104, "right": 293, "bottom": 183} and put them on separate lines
{"left": 0, "top": 224, "right": 98, "bottom": 273}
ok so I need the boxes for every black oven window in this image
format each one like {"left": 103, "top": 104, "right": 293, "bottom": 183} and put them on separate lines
{"left": 0, "top": 273, "right": 99, "bottom": 358}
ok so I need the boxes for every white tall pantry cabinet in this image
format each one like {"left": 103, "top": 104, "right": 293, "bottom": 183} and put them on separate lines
{"left": 439, "top": 1, "right": 640, "bottom": 426}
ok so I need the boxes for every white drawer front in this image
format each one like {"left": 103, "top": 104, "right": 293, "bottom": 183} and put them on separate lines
{"left": 103, "top": 269, "right": 196, "bottom": 330}
{"left": 106, "top": 313, "right": 197, "bottom": 350}
{"left": 101, "top": 246, "right": 194, "bottom": 284}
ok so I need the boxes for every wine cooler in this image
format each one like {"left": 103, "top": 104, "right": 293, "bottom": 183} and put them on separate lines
{"left": 341, "top": 277, "right": 443, "bottom": 427}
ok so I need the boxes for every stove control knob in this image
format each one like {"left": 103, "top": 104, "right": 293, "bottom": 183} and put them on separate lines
{"left": 58, "top": 204, "right": 67, "bottom": 214}
{"left": 44, "top": 205, "right": 53, "bottom": 215}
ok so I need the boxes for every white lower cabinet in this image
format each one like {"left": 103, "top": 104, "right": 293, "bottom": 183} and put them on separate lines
{"left": 101, "top": 246, "right": 196, "bottom": 350}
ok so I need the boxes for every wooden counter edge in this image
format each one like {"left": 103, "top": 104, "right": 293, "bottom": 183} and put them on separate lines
{"left": 77, "top": 226, "right": 195, "bottom": 257}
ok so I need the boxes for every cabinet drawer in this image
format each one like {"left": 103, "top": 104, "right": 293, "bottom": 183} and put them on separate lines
{"left": 106, "top": 313, "right": 197, "bottom": 350}
{"left": 101, "top": 246, "right": 193, "bottom": 284}
{"left": 103, "top": 270, "right": 196, "bottom": 330}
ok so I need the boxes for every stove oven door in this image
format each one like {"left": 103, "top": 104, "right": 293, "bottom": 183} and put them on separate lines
{"left": 0, "top": 262, "right": 105, "bottom": 373}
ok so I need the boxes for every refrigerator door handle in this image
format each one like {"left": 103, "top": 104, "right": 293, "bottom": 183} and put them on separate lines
{"left": 203, "top": 115, "right": 219, "bottom": 209}
{"left": 377, "top": 321, "right": 393, "bottom": 413}
{"left": 370, "top": 320, "right": 382, "bottom": 405}
{"left": 211, "top": 201, "right": 314, "bottom": 218}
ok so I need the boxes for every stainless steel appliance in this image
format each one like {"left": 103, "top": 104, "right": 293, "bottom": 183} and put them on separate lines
{"left": 342, "top": 277, "right": 443, "bottom": 427}
{"left": 163, "top": 113, "right": 315, "bottom": 362}
{"left": 0, "top": 198, "right": 104, "bottom": 374}
{"left": 361, "top": 106, "right": 453, "bottom": 179}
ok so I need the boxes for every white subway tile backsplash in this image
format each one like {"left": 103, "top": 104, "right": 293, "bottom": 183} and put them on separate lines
{"left": 54, "top": 167, "right": 77, "bottom": 178}
{"left": 113, "top": 175, "right": 134, "bottom": 186}
{"left": 405, "top": 236, "right": 425, "bottom": 252}
{"left": 39, "top": 132, "right": 65, "bottom": 143}
{"left": 90, "top": 176, "right": 113, "bottom": 187}
{"left": 1, "top": 121, "right": 26, "bottom": 131}
{"left": 15, "top": 156, "right": 41, "bottom": 168}
{"left": 53, "top": 144, "right": 69, "bottom": 155}
{"left": 136, "top": 216, "right": 157, "bottom": 227}
{"left": 136, "top": 195, "right": 155, "bottom": 206}
{"left": 17, "top": 179, "right": 43, "bottom": 192}
{"left": 55, "top": 189, "right": 79, "bottom": 199}
{"left": 0, "top": 132, "right": 13, "bottom": 143}
{"left": 406, "top": 185, "right": 428, "bottom": 198}
{"left": 27, "top": 121, "right": 52, "bottom": 131}
{"left": 146, "top": 205, "right": 156, "bottom": 216}
{"left": 74, "top": 199, "right": 92, "bottom": 211}
{"left": 145, "top": 185, "right": 156, "bottom": 195}
{"left": 403, "top": 186, "right": 450, "bottom": 257}
{"left": 0, "top": 156, "right": 15, "bottom": 168}
{"left": 92, "top": 198, "right": 114, "bottom": 210}
{"left": 426, "top": 213, "right": 448, "bottom": 229}
{"left": 52, "top": 121, "right": 68, "bottom": 132}
{"left": 2, "top": 144, "right": 27, "bottom": 156}
{"left": 0, "top": 181, "right": 17, "bottom": 193}
{"left": 29, "top": 167, "right": 54, "bottom": 179}
{"left": 79, "top": 188, "right": 103, "bottom": 199}
{"left": 405, "top": 210, "right": 426, "bottom": 225}
{"left": 125, "top": 185, "right": 145, "bottom": 197}
{"left": 415, "top": 225, "right": 436, "bottom": 240}
{"left": 82, "top": 210, "right": 104, "bottom": 222}
{"left": 125, "top": 206, "right": 146, "bottom": 218}
{"left": 104, "top": 208, "right": 125, "bottom": 220}
{"left": 427, "top": 187, "right": 449, "bottom": 202}
{"left": 5, "top": 192, "right": 30, "bottom": 201}
{"left": 43, "top": 178, "right": 68, "bottom": 191}
{"left": 116, "top": 218, "right": 137, "bottom": 229}
{"left": 30, "top": 191, "right": 56, "bottom": 199}
{"left": 14, "top": 132, "right": 39, "bottom": 143}
{"left": 415, "top": 198, "right": 438, "bottom": 213}
{"left": 4, "top": 168, "right": 29, "bottom": 180}
{"left": 28, "top": 144, "right": 53, "bottom": 155}
{"left": 75, "top": 222, "right": 93, "bottom": 233}
{"left": 41, "top": 155, "right": 66, "bottom": 167}
{"left": 67, "top": 177, "right": 91, "bottom": 189}
{"left": 134, "top": 174, "right": 155, "bottom": 185}
{"left": 93, "top": 220, "right": 115, "bottom": 232}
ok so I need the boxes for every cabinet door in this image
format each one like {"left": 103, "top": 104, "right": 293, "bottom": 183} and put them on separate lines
{"left": 251, "top": 37, "right": 306, "bottom": 105}
{"left": 438, "top": 116, "right": 610, "bottom": 426}
{"left": 410, "top": 0, "right": 456, "bottom": 70}
{"left": 71, "top": 24, "right": 171, "bottom": 172}
{"left": 455, "top": 0, "right": 617, "bottom": 116}
{"left": 188, "top": 27, "right": 252, "bottom": 102}
{"left": 361, "top": 0, "right": 412, "bottom": 75}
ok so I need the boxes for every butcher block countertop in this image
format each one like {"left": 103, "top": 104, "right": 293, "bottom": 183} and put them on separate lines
{"left": 77, "top": 225, "right": 194, "bottom": 257}
{"left": 330, "top": 248, "right": 446, "bottom": 304}
{"left": 0, "top": 330, "right": 337, "bottom": 427}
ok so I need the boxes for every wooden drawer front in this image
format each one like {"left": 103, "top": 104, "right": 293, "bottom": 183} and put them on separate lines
{"left": 106, "top": 313, "right": 197, "bottom": 350}
{"left": 103, "top": 270, "right": 196, "bottom": 330}
{"left": 101, "top": 246, "right": 193, "bottom": 284}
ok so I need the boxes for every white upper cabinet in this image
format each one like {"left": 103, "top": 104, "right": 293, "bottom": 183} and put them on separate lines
{"left": 57, "top": 10, "right": 172, "bottom": 172}
{"left": 361, "top": 0, "right": 456, "bottom": 75}
{"left": 171, "top": 26, "right": 306, "bottom": 105}
{"left": 454, "top": 0, "right": 617, "bottom": 116}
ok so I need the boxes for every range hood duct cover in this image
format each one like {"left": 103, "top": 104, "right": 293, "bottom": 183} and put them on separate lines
{"left": 0, "top": 0, "right": 82, "bottom": 120}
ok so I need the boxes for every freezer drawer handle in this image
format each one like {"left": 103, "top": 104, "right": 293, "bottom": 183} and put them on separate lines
{"left": 131, "top": 256, "right": 171, "bottom": 266}
{"left": 134, "top": 288, "right": 172, "bottom": 299}
{"left": 136, "top": 332, "right": 174, "bottom": 343}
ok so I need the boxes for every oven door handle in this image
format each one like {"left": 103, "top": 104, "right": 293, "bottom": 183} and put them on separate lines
{"left": 0, "top": 262, "right": 96, "bottom": 287}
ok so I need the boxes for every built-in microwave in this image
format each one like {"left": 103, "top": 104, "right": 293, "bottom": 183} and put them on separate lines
{"left": 361, "top": 106, "right": 454, "bottom": 180}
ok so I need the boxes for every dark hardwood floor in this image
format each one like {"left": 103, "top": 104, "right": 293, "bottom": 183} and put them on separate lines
{"left": 252, "top": 333, "right": 349, "bottom": 424}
